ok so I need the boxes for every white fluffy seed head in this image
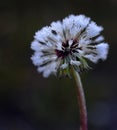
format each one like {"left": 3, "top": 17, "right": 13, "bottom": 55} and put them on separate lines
{"left": 31, "top": 14, "right": 109, "bottom": 77}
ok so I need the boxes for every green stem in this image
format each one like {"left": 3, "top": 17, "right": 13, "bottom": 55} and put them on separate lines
{"left": 72, "top": 69, "right": 88, "bottom": 130}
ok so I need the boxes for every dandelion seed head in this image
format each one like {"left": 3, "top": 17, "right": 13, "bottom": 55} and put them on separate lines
{"left": 31, "top": 14, "right": 109, "bottom": 77}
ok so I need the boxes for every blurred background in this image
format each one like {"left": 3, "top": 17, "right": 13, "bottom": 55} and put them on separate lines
{"left": 0, "top": 0, "right": 117, "bottom": 130}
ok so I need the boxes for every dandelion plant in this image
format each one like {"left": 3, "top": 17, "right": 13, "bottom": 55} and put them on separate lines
{"left": 31, "top": 14, "right": 109, "bottom": 130}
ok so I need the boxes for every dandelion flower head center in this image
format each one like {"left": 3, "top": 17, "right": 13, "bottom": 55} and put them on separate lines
{"left": 55, "top": 39, "right": 79, "bottom": 59}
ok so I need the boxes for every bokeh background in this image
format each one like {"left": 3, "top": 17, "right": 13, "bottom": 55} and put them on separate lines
{"left": 0, "top": 0, "right": 117, "bottom": 130}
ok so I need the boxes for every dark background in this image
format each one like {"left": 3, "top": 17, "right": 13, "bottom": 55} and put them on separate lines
{"left": 0, "top": 0, "right": 117, "bottom": 130}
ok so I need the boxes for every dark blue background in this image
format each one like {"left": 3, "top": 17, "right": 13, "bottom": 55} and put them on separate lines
{"left": 0, "top": 0, "right": 117, "bottom": 129}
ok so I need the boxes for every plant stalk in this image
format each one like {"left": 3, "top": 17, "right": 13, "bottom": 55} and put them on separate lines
{"left": 72, "top": 70, "right": 88, "bottom": 130}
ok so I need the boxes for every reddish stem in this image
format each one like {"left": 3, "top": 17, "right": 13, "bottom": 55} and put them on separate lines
{"left": 73, "top": 70, "right": 88, "bottom": 130}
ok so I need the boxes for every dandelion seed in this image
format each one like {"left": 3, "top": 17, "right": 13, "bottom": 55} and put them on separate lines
{"left": 31, "top": 14, "right": 109, "bottom": 77}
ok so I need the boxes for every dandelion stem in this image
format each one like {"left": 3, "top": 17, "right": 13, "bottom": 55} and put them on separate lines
{"left": 72, "top": 69, "right": 88, "bottom": 130}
